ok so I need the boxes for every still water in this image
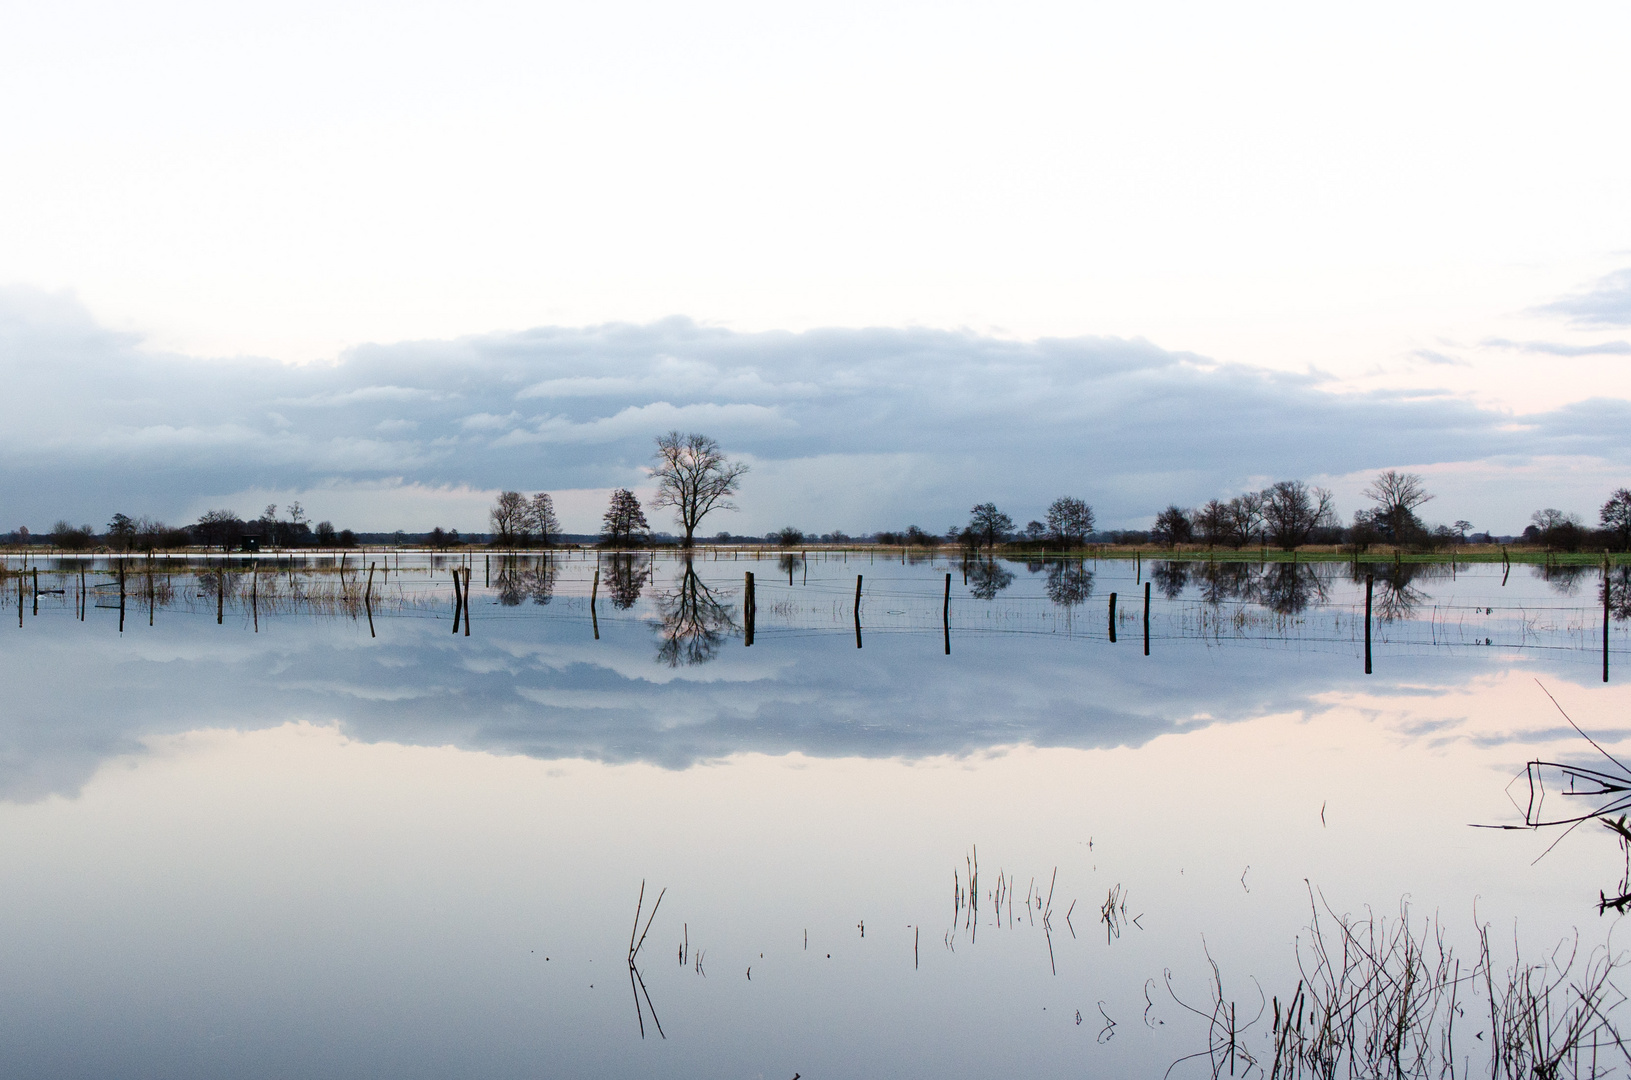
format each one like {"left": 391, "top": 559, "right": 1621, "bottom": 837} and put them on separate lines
{"left": 1, "top": 551, "right": 1628, "bottom": 1077}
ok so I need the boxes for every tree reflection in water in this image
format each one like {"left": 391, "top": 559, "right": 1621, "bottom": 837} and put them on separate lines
{"left": 1536, "top": 562, "right": 1593, "bottom": 597}
{"left": 1196, "top": 561, "right": 1259, "bottom": 606}
{"left": 1150, "top": 561, "right": 1189, "bottom": 600}
{"left": 605, "top": 554, "right": 649, "bottom": 611}
{"left": 651, "top": 558, "right": 738, "bottom": 667}
{"left": 495, "top": 555, "right": 558, "bottom": 606}
{"left": 966, "top": 558, "right": 1015, "bottom": 600}
{"left": 1045, "top": 560, "right": 1094, "bottom": 608}
{"left": 1604, "top": 565, "right": 1631, "bottom": 623}
{"left": 1350, "top": 562, "right": 1445, "bottom": 622}
{"left": 1258, "top": 562, "right": 1329, "bottom": 616}
{"left": 777, "top": 553, "right": 802, "bottom": 584}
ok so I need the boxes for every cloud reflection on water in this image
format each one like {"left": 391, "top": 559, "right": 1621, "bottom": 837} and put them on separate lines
{"left": 0, "top": 558, "right": 1615, "bottom": 802}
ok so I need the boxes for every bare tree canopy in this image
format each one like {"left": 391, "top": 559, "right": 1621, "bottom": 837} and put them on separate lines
{"left": 1045, "top": 497, "right": 1095, "bottom": 547}
{"left": 1363, "top": 470, "right": 1434, "bottom": 541}
{"left": 1601, "top": 488, "right": 1631, "bottom": 550}
{"left": 489, "top": 490, "right": 528, "bottom": 546}
{"left": 601, "top": 488, "right": 649, "bottom": 546}
{"left": 650, "top": 432, "right": 748, "bottom": 547}
{"left": 1262, "top": 480, "right": 1336, "bottom": 550}
{"left": 1151, "top": 505, "right": 1193, "bottom": 547}
{"left": 967, "top": 503, "right": 1013, "bottom": 549}
{"left": 528, "top": 492, "right": 561, "bottom": 546}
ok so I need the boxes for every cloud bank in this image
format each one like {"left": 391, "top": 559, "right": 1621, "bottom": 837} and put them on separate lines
{"left": 1, "top": 285, "right": 1628, "bottom": 534}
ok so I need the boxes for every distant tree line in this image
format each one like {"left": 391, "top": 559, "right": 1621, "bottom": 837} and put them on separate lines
{"left": 12, "top": 430, "right": 1631, "bottom": 556}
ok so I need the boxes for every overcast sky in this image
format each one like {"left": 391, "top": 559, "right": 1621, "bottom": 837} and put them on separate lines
{"left": 2, "top": 2, "right": 1628, "bottom": 535}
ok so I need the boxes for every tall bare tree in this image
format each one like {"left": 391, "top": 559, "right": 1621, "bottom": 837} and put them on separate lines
{"left": 528, "top": 492, "right": 561, "bottom": 546}
{"left": 650, "top": 432, "right": 748, "bottom": 547}
{"left": 1600, "top": 488, "right": 1631, "bottom": 551}
{"left": 1227, "top": 492, "right": 1265, "bottom": 548}
{"left": 1363, "top": 470, "right": 1434, "bottom": 542}
{"left": 1151, "top": 505, "right": 1193, "bottom": 547}
{"left": 967, "top": 503, "right": 1013, "bottom": 550}
{"left": 1045, "top": 497, "right": 1095, "bottom": 547}
{"left": 1261, "top": 481, "right": 1335, "bottom": 551}
{"left": 490, "top": 491, "right": 528, "bottom": 546}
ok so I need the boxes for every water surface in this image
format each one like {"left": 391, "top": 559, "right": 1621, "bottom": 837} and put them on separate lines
{"left": 1, "top": 551, "right": 1627, "bottom": 1077}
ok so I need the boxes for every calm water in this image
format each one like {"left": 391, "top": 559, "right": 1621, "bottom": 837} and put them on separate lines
{"left": 2, "top": 551, "right": 1628, "bottom": 1077}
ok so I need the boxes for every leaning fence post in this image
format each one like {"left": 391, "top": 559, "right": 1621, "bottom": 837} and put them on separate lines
{"left": 451, "top": 567, "right": 463, "bottom": 635}
{"left": 854, "top": 574, "right": 863, "bottom": 649}
{"left": 943, "top": 572, "right": 951, "bottom": 655}
{"left": 1108, "top": 591, "right": 1117, "bottom": 643}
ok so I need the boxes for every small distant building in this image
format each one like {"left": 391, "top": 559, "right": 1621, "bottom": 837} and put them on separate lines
{"left": 240, "top": 535, "right": 262, "bottom": 552}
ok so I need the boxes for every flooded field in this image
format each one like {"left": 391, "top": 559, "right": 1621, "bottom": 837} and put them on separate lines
{"left": 2, "top": 550, "right": 1629, "bottom": 1077}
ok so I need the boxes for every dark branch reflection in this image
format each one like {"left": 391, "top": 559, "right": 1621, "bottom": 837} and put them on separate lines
{"left": 967, "top": 558, "right": 1015, "bottom": 600}
{"left": 1536, "top": 563, "right": 1593, "bottom": 597}
{"left": 1045, "top": 560, "right": 1094, "bottom": 608}
{"left": 1197, "top": 561, "right": 1259, "bottom": 605}
{"left": 1150, "top": 561, "right": 1188, "bottom": 600}
{"left": 651, "top": 558, "right": 738, "bottom": 667}
{"left": 496, "top": 556, "right": 558, "bottom": 606}
{"left": 1605, "top": 566, "right": 1631, "bottom": 623}
{"left": 1259, "top": 563, "right": 1328, "bottom": 616}
{"left": 605, "top": 554, "right": 649, "bottom": 611}
{"left": 1347, "top": 561, "right": 1447, "bottom": 622}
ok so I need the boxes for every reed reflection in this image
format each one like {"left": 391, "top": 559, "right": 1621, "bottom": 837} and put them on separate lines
{"left": 651, "top": 558, "right": 738, "bottom": 667}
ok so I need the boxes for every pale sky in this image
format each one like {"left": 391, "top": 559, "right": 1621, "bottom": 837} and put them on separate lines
{"left": 1, "top": 2, "right": 1628, "bottom": 534}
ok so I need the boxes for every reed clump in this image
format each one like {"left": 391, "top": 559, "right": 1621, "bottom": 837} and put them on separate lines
{"left": 1168, "top": 890, "right": 1631, "bottom": 1079}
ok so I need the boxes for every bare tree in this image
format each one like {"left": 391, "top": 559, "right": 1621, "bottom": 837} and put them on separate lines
{"left": 601, "top": 488, "right": 649, "bottom": 546}
{"left": 1150, "top": 505, "right": 1193, "bottom": 547}
{"left": 1195, "top": 499, "right": 1230, "bottom": 547}
{"left": 193, "top": 509, "right": 243, "bottom": 553}
{"left": 650, "top": 432, "right": 748, "bottom": 547}
{"left": 1261, "top": 481, "right": 1336, "bottom": 551}
{"left": 1227, "top": 492, "right": 1265, "bottom": 548}
{"left": 1045, "top": 497, "right": 1095, "bottom": 547}
{"left": 1363, "top": 470, "right": 1434, "bottom": 541}
{"left": 490, "top": 490, "right": 528, "bottom": 546}
{"left": 528, "top": 492, "right": 561, "bottom": 546}
{"left": 967, "top": 503, "right": 1013, "bottom": 550}
{"left": 1601, "top": 488, "right": 1631, "bottom": 551}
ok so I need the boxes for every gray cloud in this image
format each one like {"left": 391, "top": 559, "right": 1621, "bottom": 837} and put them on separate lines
{"left": 1536, "top": 267, "right": 1631, "bottom": 327}
{"left": 1, "top": 286, "right": 1628, "bottom": 533}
